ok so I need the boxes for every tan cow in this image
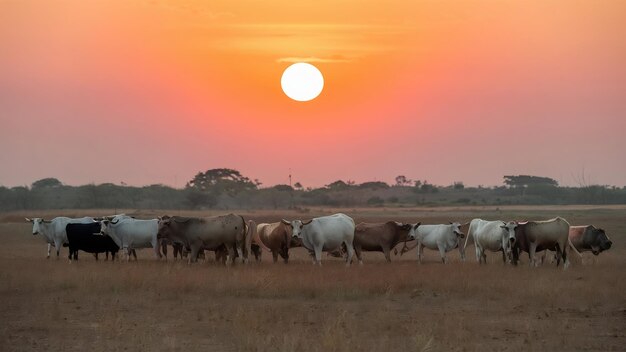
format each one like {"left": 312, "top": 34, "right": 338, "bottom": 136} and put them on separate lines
{"left": 157, "top": 214, "right": 251, "bottom": 265}
{"left": 353, "top": 221, "right": 418, "bottom": 263}
{"left": 512, "top": 217, "right": 570, "bottom": 269}
{"left": 254, "top": 222, "right": 294, "bottom": 263}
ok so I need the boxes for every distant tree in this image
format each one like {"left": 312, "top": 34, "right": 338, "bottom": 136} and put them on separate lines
{"left": 326, "top": 180, "right": 352, "bottom": 191}
{"left": 395, "top": 175, "right": 411, "bottom": 187}
{"left": 31, "top": 178, "right": 62, "bottom": 190}
{"left": 293, "top": 182, "right": 303, "bottom": 190}
{"left": 453, "top": 182, "right": 465, "bottom": 190}
{"left": 503, "top": 175, "right": 558, "bottom": 188}
{"left": 187, "top": 168, "right": 257, "bottom": 196}
{"left": 358, "top": 181, "right": 390, "bottom": 189}
{"left": 413, "top": 180, "right": 423, "bottom": 188}
{"left": 273, "top": 184, "right": 293, "bottom": 192}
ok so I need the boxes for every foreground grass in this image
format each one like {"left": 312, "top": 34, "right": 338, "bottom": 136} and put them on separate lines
{"left": 1, "top": 207, "right": 625, "bottom": 351}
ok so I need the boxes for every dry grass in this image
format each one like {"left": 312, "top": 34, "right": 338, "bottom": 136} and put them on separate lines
{"left": 1, "top": 206, "right": 625, "bottom": 351}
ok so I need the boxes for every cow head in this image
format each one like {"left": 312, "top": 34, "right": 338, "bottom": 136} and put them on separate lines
{"left": 590, "top": 227, "right": 612, "bottom": 255}
{"left": 406, "top": 222, "right": 421, "bottom": 241}
{"left": 281, "top": 219, "right": 312, "bottom": 239}
{"left": 99, "top": 218, "right": 119, "bottom": 236}
{"left": 25, "top": 217, "right": 48, "bottom": 235}
{"left": 156, "top": 218, "right": 173, "bottom": 240}
{"left": 499, "top": 221, "right": 518, "bottom": 260}
{"left": 451, "top": 222, "right": 465, "bottom": 239}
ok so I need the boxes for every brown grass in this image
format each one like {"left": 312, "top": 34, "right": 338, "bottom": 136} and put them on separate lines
{"left": 1, "top": 207, "right": 625, "bottom": 351}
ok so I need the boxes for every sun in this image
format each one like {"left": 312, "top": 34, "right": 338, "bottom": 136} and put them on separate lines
{"left": 281, "top": 63, "right": 324, "bottom": 102}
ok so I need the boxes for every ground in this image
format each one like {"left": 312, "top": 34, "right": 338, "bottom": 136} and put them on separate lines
{"left": 0, "top": 206, "right": 624, "bottom": 351}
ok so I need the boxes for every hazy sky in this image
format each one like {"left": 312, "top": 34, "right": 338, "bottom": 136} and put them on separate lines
{"left": 1, "top": 0, "right": 625, "bottom": 188}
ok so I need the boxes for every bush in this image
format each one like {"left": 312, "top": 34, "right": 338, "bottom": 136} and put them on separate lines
{"left": 367, "top": 196, "right": 384, "bottom": 206}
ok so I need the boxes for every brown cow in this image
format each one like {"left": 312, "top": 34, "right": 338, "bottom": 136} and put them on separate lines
{"left": 255, "top": 222, "right": 294, "bottom": 263}
{"left": 353, "top": 221, "right": 418, "bottom": 263}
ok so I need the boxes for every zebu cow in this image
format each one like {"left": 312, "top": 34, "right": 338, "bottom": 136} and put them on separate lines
{"left": 407, "top": 223, "right": 465, "bottom": 264}
{"left": 254, "top": 222, "right": 293, "bottom": 263}
{"left": 568, "top": 225, "right": 612, "bottom": 257}
{"left": 281, "top": 213, "right": 355, "bottom": 266}
{"left": 66, "top": 223, "right": 119, "bottom": 261}
{"left": 462, "top": 219, "right": 517, "bottom": 264}
{"left": 542, "top": 225, "right": 612, "bottom": 264}
{"left": 511, "top": 217, "right": 570, "bottom": 269}
{"left": 353, "top": 221, "right": 418, "bottom": 263}
{"left": 157, "top": 214, "right": 251, "bottom": 265}
{"left": 100, "top": 218, "right": 160, "bottom": 261}
{"left": 26, "top": 217, "right": 95, "bottom": 258}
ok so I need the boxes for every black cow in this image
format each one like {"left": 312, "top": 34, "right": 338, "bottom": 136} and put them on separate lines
{"left": 66, "top": 223, "right": 120, "bottom": 261}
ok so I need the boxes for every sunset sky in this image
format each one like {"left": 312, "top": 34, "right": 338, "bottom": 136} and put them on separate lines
{"left": 1, "top": 0, "right": 625, "bottom": 188}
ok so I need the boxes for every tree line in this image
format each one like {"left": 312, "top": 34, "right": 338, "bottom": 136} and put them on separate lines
{"left": 1, "top": 169, "right": 625, "bottom": 211}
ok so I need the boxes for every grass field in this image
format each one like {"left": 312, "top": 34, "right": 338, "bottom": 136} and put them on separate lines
{"left": 1, "top": 206, "right": 624, "bottom": 351}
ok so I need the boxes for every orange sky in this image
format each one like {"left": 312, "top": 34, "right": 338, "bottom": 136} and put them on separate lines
{"left": 1, "top": 0, "right": 625, "bottom": 188}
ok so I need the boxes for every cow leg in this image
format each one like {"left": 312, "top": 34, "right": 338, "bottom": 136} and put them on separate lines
{"left": 313, "top": 245, "right": 322, "bottom": 266}
{"left": 95, "top": 252, "right": 99, "bottom": 261}
{"left": 132, "top": 249, "right": 138, "bottom": 261}
{"left": 54, "top": 239, "right": 63, "bottom": 260}
{"left": 474, "top": 243, "right": 482, "bottom": 264}
{"left": 236, "top": 246, "right": 245, "bottom": 264}
{"left": 161, "top": 242, "right": 168, "bottom": 260}
{"left": 417, "top": 241, "right": 423, "bottom": 264}
{"left": 46, "top": 243, "right": 52, "bottom": 259}
{"left": 189, "top": 245, "right": 200, "bottom": 264}
{"left": 528, "top": 243, "right": 538, "bottom": 267}
{"left": 344, "top": 242, "right": 354, "bottom": 267}
{"left": 458, "top": 242, "right": 466, "bottom": 262}
{"left": 501, "top": 250, "right": 507, "bottom": 264}
{"left": 560, "top": 242, "right": 569, "bottom": 270}
{"left": 354, "top": 244, "right": 363, "bottom": 265}
{"left": 438, "top": 244, "right": 447, "bottom": 264}
{"left": 272, "top": 251, "right": 279, "bottom": 263}
{"left": 225, "top": 244, "right": 236, "bottom": 266}
{"left": 382, "top": 246, "right": 391, "bottom": 263}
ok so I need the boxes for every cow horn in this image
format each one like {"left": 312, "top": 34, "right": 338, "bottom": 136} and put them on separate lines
{"left": 25, "top": 218, "right": 32, "bottom": 223}
{"left": 111, "top": 219, "right": 119, "bottom": 225}
{"left": 302, "top": 219, "right": 313, "bottom": 225}
{"left": 281, "top": 219, "right": 291, "bottom": 225}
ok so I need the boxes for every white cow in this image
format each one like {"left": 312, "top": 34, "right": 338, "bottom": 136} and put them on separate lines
{"left": 407, "top": 223, "right": 465, "bottom": 263}
{"left": 25, "top": 217, "right": 95, "bottom": 259}
{"left": 100, "top": 217, "right": 160, "bottom": 261}
{"left": 462, "top": 219, "right": 517, "bottom": 264}
{"left": 282, "top": 213, "right": 355, "bottom": 266}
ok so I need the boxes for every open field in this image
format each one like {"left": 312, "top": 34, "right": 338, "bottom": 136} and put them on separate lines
{"left": 1, "top": 206, "right": 625, "bottom": 351}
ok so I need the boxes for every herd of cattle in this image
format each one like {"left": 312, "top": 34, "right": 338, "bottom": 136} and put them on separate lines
{"left": 24, "top": 213, "right": 613, "bottom": 268}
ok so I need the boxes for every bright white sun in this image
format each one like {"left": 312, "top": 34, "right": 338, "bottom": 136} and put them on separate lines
{"left": 281, "top": 63, "right": 324, "bottom": 101}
